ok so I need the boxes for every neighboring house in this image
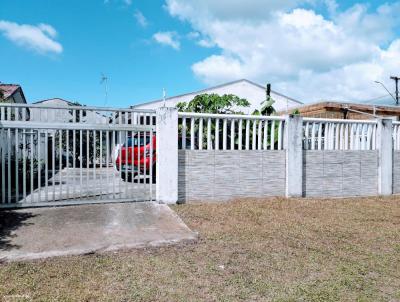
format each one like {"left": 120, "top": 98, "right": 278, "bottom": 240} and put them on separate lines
{"left": 279, "top": 101, "right": 400, "bottom": 120}
{"left": 30, "top": 98, "right": 109, "bottom": 124}
{"left": 30, "top": 98, "right": 109, "bottom": 165}
{"left": 131, "top": 79, "right": 303, "bottom": 114}
{"left": 0, "top": 84, "right": 29, "bottom": 165}
{"left": 0, "top": 83, "right": 27, "bottom": 104}
{"left": 0, "top": 83, "right": 29, "bottom": 121}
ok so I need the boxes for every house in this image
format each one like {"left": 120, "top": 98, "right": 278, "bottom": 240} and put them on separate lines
{"left": 131, "top": 79, "right": 303, "bottom": 113}
{"left": 0, "top": 83, "right": 27, "bottom": 104}
{"left": 0, "top": 84, "right": 29, "bottom": 165}
{"left": 30, "top": 98, "right": 109, "bottom": 124}
{"left": 0, "top": 83, "right": 30, "bottom": 120}
{"left": 279, "top": 101, "right": 400, "bottom": 120}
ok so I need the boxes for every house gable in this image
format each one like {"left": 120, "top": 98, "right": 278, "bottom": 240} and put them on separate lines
{"left": 132, "top": 79, "right": 302, "bottom": 114}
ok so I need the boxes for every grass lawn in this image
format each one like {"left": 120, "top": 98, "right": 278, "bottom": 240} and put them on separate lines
{"left": 1, "top": 197, "right": 400, "bottom": 301}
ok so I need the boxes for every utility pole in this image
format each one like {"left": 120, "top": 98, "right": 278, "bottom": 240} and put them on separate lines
{"left": 390, "top": 76, "right": 399, "bottom": 105}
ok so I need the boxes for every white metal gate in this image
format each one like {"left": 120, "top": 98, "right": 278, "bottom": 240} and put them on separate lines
{"left": 0, "top": 104, "right": 156, "bottom": 208}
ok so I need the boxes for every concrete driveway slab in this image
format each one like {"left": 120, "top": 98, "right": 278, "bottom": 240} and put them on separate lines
{"left": 0, "top": 202, "right": 197, "bottom": 262}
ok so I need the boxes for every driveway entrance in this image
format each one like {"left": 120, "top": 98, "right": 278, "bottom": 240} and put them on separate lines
{"left": 0, "top": 202, "right": 197, "bottom": 262}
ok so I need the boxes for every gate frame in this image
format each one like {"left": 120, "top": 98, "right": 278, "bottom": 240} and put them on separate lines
{"left": 0, "top": 119, "right": 156, "bottom": 208}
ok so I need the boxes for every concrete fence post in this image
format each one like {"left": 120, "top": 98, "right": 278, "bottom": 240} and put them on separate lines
{"left": 377, "top": 118, "right": 393, "bottom": 195}
{"left": 156, "top": 107, "right": 178, "bottom": 204}
{"left": 285, "top": 115, "right": 303, "bottom": 198}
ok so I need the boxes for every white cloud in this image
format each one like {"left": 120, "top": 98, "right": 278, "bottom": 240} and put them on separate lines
{"left": 165, "top": 0, "right": 400, "bottom": 102}
{"left": 0, "top": 20, "right": 62, "bottom": 54}
{"left": 134, "top": 10, "right": 148, "bottom": 27}
{"left": 153, "top": 31, "right": 180, "bottom": 50}
{"left": 186, "top": 31, "right": 214, "bottom": 48}
{"left": 197, "top": 38, "right": 215, "bottom": 48}
{"left": 324, "top": 0, "right": 338, "bottom": 16}
{"left": 104, "top": 0, "right": 131, "bottom": 5}
{"left": 166, "top": 0, "right": 313, "bottom": 22}
{"left": 187, "top": 31, "right": 200, "bottom": 39}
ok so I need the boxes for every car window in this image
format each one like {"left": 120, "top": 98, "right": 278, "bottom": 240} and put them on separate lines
{"left": 124, "top": 136, "right": 151, "bottom": 147}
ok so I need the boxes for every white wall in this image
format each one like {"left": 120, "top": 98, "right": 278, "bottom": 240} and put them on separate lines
{"left": 30, "top": 99, "right": 108, "bottom": 124}
{"left": 134, "top": 80, "right": 301, "bottom": 114}
{"left": 9, "top": 91, "right": 25, "bottom": 104}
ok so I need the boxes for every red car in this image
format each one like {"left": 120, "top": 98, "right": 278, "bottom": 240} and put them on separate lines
{"left": 115, "top": 132, "right": 156, "bottom": 182}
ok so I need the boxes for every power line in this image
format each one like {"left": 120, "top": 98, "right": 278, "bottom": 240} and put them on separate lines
{"left": 362, "top": 93, "right": 396, "bottom": 103}
{"left": 374, "top": 80, "right": 397, "bottom": 104}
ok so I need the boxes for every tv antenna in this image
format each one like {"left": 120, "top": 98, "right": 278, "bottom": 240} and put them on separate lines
{"left": 100, "top": 73, "right": 109, "bottom": 105}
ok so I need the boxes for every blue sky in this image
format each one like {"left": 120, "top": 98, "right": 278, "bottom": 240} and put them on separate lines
{"left": 1, "top": 0, "right": 400, "bottom": 106}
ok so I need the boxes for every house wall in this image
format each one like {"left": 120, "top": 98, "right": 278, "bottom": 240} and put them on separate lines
{"left": 303, "top": 150, "right": 378, "bottom": 198}
{"left": 134, "top": 80, "right": 301, "bottom": 114}
{"left": 8, "top": 91, "right": 26, "bottom": 104}
{"left": 30, "top": 100, "right": 108, "bottom": 124}
{"left": 299, "top": 109, "right": 398, "bottom": 120}
{"left": 178, "top": 150, "right": 286, "bottom": 202}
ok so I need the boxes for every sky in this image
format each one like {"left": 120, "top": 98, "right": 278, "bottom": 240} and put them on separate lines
{"left": 1, "top": 0, "right": 400, "bottom": 107}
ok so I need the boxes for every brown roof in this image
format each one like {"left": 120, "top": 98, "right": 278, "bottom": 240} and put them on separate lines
{"left": 279, "top": 101, "right": 400, "bottom": 116}
{"left": 0, "top": 84, "right": 20, "bottom": 99}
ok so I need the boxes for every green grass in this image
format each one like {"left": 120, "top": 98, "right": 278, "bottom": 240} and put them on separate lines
{"left": 1, "top": 196, "right": 400, "bottom": 301}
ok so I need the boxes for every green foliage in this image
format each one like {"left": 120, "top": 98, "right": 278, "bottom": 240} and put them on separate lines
{"left": 292, "top": 108, "right": 300, "bottom": 115}
{"left": 176, "top": 93, "right": 250, "bottom": 114}
{"left": 55, "top": 130, "right": 106, "bottom": 167}
{"left": 177, "top": 93, "right": 281, "bottom": 150}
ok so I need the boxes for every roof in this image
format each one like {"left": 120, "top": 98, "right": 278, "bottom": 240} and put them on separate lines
{"left": 33, "top": 98, "right": 79, "bottom": 106}
{"left": 280, "top": 100, "right": 400, "bottom": 115}
{"left": 0, "top": 84, "right": 21, "bottom": 99}
{"left": 131, "top": 79, "right": 303, "bottom": 108}
{"left": 0, "top": 83, "right": 28, "bottom": 104}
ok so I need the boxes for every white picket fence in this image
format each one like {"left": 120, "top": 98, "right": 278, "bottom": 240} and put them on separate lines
{"left": 303, "top": 118, "right": 378, "bottom": 151}
{"left": 177, "top": 113, "right": 382, "bottom": 151}
{"left": 0, "top": 103, "right": 156, "bottom": 125}
{"left": 393, "top": 122, "right": 400, "bottom": 150}
{"left": 178, "top": 112, "right": 285, "bottom": 151}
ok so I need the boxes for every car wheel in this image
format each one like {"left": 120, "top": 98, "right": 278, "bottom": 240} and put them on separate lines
{"left": 152, "top": 165, "right": 156, "bottom": 184}
{"left": 121, "top": 172, "right": 132, "bottom": 182}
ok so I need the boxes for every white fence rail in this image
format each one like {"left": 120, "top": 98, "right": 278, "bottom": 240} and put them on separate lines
{"left": 393, "top": 122, "right": 400, "bottom": 150}
{"left": 178, "top": 112, "right": 285, "bottom": 151}
{"left": 0, "top": 103, "right": 156, "bottom": 125}
{"left": 303, "top": 118, "right": 378, "bottom": 150}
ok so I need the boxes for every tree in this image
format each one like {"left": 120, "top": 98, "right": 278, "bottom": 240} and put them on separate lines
{"left": 176, "top": 93, "right": 250, "bottom": 114}
{"left": 177, "top": 94, "right": 250, "bottom": 149}
{"left": 176, "top": 91, "right": 279, "bottom": 149}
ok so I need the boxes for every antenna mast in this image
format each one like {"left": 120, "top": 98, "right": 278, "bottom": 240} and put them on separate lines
{"left": 100, "top": 73, "right": 109, "bottom": 106}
